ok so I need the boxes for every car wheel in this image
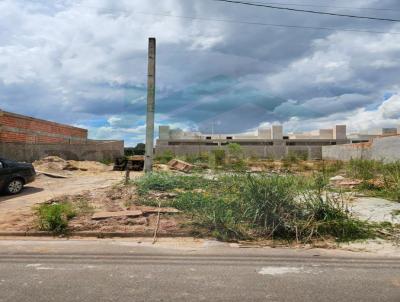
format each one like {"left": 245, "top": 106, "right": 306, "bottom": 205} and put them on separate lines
{"left": 6, "top": 179, "right": 24, "bottom": 194}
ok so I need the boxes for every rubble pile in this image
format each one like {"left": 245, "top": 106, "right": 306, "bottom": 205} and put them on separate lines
{"left": 33, "top": 156, "right": 111, "bottom": 174}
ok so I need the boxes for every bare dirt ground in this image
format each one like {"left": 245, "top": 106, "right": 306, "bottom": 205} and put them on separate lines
{"left": 0, "top": 171, "right": 133, "bottom": 231}
{"left": 0, "top": 170, "right": 187, "bottom": 235}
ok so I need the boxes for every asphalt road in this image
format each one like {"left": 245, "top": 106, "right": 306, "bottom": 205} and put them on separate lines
{"left": 0, "top": 239, "right": 399, "bottom": 302}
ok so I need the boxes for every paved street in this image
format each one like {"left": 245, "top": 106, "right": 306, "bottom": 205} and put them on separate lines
{"left": 0, "top": 238, "right": 399, "bottom": 302}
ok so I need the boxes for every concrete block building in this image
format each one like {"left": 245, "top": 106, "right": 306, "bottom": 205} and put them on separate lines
{"left": 155, "top": 124, "right": 349, "bottom": 160}
{"left": 0, "top": 110, "right": 124, "bottom": 162}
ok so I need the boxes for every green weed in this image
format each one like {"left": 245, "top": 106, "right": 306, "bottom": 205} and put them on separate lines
{"left": 347, "top": 159, "right": 381, "bottom": 181}
{"left": 209, "top": 149, "right": 226, "bottom": 168}
{"left": 135, "top": 172, "right": 374, "bottom": 242}
{"left": 35, "top": 203, "right": 76, "bottom": 234}
{"left": 134, "top": 172, "right": 214, "bottom": 195}
{"left": 155, "top": 150, "right": 174, "bottom": 164}
{"left": 382, "top": 162, "right": 400, "bottom": 202}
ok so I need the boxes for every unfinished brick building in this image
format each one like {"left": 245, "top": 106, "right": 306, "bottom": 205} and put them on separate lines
{"left": 0, "top": 110, "right": 123, "bottom": 162}
{"left": 0, "top": 110, "right": 88, "bottom": 144}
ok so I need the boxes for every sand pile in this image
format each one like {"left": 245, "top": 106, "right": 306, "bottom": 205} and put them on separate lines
{"left": 33, "top": 156, "right": 111, "bottom": 173}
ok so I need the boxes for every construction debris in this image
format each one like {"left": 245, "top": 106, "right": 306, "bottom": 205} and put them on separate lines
{"left": 249, "top": 166, "right": 263, "bottom": 173}
{"left": 337, "top": 180, "right": 363, "bottom": 187}
{"left": 91, "top": 207, "right": 180, "bottom": 220}
{"left": 33, "top": 156, "right": 111, "bottom": 174}
{"left": 154, "top": 164, "right": 170, "bottom": 172}
{"left": 113, "top": 156, "right": 145, "bottom": 172}
{"left": 35, "top": 170, "right": 69, "bottom": 178}
{"left": 140, "top": 206, "right": 181, "bottom": 214}
{"left": 330, "top": 175, "right": 346, "bottom": 182}
{"left": 168, "top": 159, "right": 194, "bottom": 173}
{"left": 92, "top": 210, "right": 143, "bottom": 220}
{"left": 330, "top": 175, "right": 362, "bottom": 188}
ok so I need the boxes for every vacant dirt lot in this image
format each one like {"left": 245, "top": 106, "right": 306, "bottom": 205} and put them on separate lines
{"left": 0, "top": 171, "right": 138, "bottom": 231}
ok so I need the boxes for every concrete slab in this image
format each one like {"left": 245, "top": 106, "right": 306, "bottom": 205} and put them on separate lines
{"left": 351, "top": 197, "right": 400, "bottom": 224}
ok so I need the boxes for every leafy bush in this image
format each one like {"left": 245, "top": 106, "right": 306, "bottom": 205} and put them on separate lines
{"left": 35, "top": 203, "right": 76, "bottom": 234}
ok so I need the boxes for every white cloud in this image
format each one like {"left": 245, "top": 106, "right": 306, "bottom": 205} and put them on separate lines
{"left": 265, "top": 94, "right": 400, "bottom": 134}
{"left": 265, "top": 30, "right": 400, "bottom": 100}
{"left": 0, "top": 0, "right": 400, "bottom": 142}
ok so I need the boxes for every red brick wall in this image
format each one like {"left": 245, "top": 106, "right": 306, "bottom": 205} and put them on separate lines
{"left": 0, "top": 111, "right": 88, "bottom": 144}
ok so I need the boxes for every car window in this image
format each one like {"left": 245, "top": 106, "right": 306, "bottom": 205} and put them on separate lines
{"left": 2, "top": 159, "right": 15, "bottom": 167}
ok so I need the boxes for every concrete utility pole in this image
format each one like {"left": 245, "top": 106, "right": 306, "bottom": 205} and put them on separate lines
{"left": 144, "top": 37, "right": 156, "bottom": 173}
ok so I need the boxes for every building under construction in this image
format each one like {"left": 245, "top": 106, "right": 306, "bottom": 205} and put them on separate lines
{"left": 0, "top": 109, "right": 124, "bottom": 162}
{"left": 155, "top": 124, "right": 350, "bottom": 160}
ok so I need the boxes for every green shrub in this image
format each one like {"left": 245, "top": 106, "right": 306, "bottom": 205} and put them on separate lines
{"left": 134, "top": 172, "right": 213, "bottom": 195}
{"left": 36, "top": 203, "right": 76, "bottom": 234}
{"left": 155, "top": 150, "right": 174, "bottom": 164}
{"left": 227, "top": 143, "right": 243, "bottom": 159}
{"left": 209, "top": 149, "right": 226, "bottom": 168}
{"left": 183, "top": 152, "right": 210, "bottom": 165}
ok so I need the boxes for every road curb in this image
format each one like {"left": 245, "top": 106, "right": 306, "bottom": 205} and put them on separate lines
{"left": 0, "top": 231, "right": 192, "bottom": 238}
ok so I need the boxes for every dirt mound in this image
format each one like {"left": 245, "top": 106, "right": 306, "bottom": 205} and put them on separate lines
{"left": 33, "top": 156, "right": 111, "bottom": 173}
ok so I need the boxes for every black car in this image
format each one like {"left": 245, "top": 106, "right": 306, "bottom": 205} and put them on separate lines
{"left": 0, "top": 158, "right": 36, "bottom": 194}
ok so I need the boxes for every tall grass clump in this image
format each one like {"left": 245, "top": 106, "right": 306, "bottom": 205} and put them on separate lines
{"left": 35, "top": 202, "right": 76, "bottom": 234}
{"left": 382, "top": 161, "right": 400, "bottom": 201}
{"left": 209, "top": 149, "right": 226, "bottom": 169}
{"left": 346, "top": 160, "right": 400, "bottom": 201}
{"left": 134, "top": 172, "right": 376, "bottom": 242}
{"left": 172, "top": 192, "right": 245, "bottom": 241}
{"left": 230, "top": 174, "right": 371, "bottom": 241}
{"left": 347, "top": 159, "right": 381, "bottom": 181}
{"left": 298, "top": 190, "right": 373, "bottom": 241}
{"left": 235, "top": 175, "right": 299, "bottom": 237}
{"left": 226, "top": 143, "right": 246, "bottom": 171}
{"left": 317, "top": 160, "right": 344, "bottom": 177}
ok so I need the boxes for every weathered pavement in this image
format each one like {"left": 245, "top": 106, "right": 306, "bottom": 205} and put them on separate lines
{"left": 0, "top": 238, "right": 399, "bottom": 302}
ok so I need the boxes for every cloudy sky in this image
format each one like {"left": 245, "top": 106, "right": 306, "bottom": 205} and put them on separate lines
{"left": 1, "top": 0, "right": 400, "bottom": 145}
